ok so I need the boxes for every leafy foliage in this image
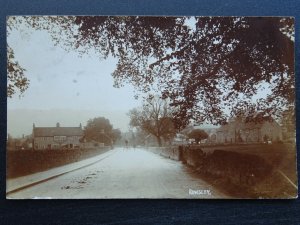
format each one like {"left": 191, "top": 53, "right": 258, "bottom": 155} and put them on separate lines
{"left": 70, "top": 16, "right": 295, "bottom": 127}
{"left": 112, "top": 128, "right": 122, "bottom": 143}
{"left": 7, "top": 16, "right": 295, "bottom": 128}
{"left": 188, "top": 129, "right": 209, "bottom": 144}
{"left": 84, "top": 117, "right": 120, "bottom": 145}
{"left": 7, "top": 46, "right": 29, "bottom": 97}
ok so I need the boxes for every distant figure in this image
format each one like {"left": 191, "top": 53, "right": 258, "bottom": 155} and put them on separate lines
{"left": 124, "top": 139, "right": 129, "bottom": 150}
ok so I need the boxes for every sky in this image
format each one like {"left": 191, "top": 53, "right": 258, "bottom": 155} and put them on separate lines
{"left": 7, "top": 22, "right": 141, "bottom": 137}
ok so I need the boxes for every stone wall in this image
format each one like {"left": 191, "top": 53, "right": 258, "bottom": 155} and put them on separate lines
{"left": 147, "top": 145, "right": 275, "bottom": 188}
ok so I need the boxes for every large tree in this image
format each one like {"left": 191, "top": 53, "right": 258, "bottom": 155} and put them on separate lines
{"left": 8, "top": 16, "right": 295, "bottom": 128}
{"left": 111, "top": 128, "right": 122, "bottom": 143}
{"left": 188, "top": 129, "right": 209, "bottom": 144}
{"left": 84, "top": 117, "right": 118, "bottom": 145}
{"left": 128, "top": 96, "right": 176, "bottom": 146}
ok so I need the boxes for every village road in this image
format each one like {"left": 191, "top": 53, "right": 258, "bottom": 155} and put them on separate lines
{"left": 7, "top": 147, "right": 227, "bottom": 199}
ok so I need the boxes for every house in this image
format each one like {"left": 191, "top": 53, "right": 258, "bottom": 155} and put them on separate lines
{"left": 214, "top": 116, "right": 282, "bottom": 144}
{"left": 32, "top": 123, "right": 84, "bottom": 150}
{"left": 172, "top": 133, "right": 189, "bottom": 145}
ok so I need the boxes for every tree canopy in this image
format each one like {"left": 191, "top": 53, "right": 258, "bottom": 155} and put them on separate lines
{"left": 7, "top": 16, "right": 295, "bottom": 128}
{"left": 188, "top": 129, "right": 209, "bottom": 144}
{"left": 84, "top": 117, "right": 121, "bottom": 145}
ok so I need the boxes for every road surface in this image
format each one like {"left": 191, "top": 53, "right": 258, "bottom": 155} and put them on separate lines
{"left": 7, "top": 147, "right": 227, "bottom": 199}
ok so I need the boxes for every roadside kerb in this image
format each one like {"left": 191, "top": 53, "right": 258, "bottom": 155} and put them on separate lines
{"left": 6, "top": 150, "right": 115, "bottom": 195}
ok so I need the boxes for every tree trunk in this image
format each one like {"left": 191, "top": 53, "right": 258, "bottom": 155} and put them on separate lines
{"left": 156, "top": 136, "right": 162, "bottom": 147}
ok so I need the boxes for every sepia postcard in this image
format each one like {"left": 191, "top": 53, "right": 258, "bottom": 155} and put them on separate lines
{"left": 6, "top": 16, "right": 297, "bottom": 199}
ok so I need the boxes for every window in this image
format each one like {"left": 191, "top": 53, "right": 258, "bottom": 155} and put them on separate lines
{"left": 54, "top": 136, "right": 67, "bottom": 142}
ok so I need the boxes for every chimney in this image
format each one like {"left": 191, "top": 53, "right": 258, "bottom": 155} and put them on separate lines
{"left": 79, "top": 123, "right": 82, "bottom": 128}
{"left": 32, "top": 123, "right": 35, "bottom": 139}
{"left": 56, "top": 122, "right": 60, "bottom": 127}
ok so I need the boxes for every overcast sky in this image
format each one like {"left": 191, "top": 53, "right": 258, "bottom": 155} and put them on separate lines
{"left": 7, "top": 24, "right": 141, "bottom": 137}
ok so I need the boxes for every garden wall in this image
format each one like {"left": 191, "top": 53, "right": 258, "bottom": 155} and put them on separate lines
{"left": 147, "top": 146, "right": 180, "bottom": 160}
{"left": 147, "top": 145, "right": 279, "bottom": 193}
{"left": 180, "top": 147, "right": 273, "bottom": 187}
{"left": 7, "top": 147, "right": 110, "bottom": 178}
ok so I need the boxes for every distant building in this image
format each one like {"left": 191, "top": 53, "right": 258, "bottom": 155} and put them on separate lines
{"left": 172, "top": 133, "right": 188, "bottom": 145}
{"left": 32, "top": 123, "right": 84, "bottom": 150}
{"left": 214, "top": 116, "right": 282, "bottom": 144}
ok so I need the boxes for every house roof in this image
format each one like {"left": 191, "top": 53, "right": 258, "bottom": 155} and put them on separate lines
{"left": 33, "top": 127, "right": 84, "bottom": 137}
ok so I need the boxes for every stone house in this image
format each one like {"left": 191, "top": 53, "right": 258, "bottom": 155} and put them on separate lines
{"left": 215, "top": 116, "right": 282, "bottom": 144}
{"left": 32, "top": 123, "right": 84, "bottom": 150}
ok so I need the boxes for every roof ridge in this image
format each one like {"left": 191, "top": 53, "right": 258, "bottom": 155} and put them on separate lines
{"left": 33, "top": 126, "right": 83, "bottom": 137}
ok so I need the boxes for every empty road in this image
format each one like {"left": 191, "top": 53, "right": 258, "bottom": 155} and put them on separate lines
{"left": 7, "top": 147, "right": 226, "bottom": 199}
